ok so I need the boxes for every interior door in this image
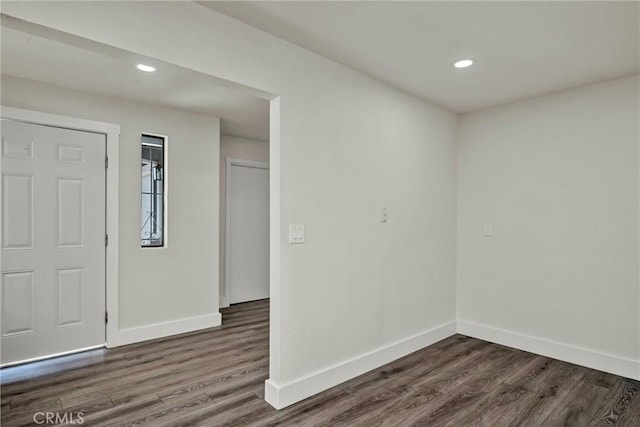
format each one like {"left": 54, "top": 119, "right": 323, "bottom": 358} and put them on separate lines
{"left": 1, "top": 119, "right": 106, "bottom": 366}
{"left": 227, "top": 160, "right": 269, "bottom": 304}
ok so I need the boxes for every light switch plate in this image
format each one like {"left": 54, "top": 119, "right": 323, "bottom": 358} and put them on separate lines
{"left": 483, "top": 223, "right": 493, "bottom": 237}
{"left": 289, "top": 224, "right": 305, "bottom": 243}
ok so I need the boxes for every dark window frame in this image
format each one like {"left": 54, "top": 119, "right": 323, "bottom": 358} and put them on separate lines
{"left": 141, "top": 134, "right": 166, "bottom": 248}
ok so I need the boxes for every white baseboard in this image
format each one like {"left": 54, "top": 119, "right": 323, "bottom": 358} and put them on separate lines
{"left": 116, "top": 312, "right": 222, "bottom": 347}
{"left": 457, "top": 319, "right": 640, "bottom": 381}
{"left": 264, "top": 320, "right": 457, "bottom": 409}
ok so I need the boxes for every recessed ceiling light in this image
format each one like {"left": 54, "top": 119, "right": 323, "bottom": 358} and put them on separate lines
{"left": 136, "top": 64, "right": 156, "bottom": 73}
{"left": 453, "top": 59, "right": 474, "bottom": 69}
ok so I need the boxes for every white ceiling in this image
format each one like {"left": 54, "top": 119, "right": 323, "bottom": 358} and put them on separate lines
{"left": 203, "top": 1, "right": 639, "bottom": 112}
{"left": 0, "top": 25, "right": 270, "bottom": 141}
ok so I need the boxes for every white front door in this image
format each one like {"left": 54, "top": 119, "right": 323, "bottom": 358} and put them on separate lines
{"left": 1, "top": 119, "right": 106, "bottom": 366}
{"left": 227, "top": 160, "right": 269, "bottom": 305}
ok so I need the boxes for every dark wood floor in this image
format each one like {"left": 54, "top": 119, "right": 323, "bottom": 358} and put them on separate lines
{"left": 2, "top": 299, "right": 640, "bottom": 426}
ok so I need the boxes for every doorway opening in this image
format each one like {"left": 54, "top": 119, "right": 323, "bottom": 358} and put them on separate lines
{"left": 222, "top": 157, "right": 269, "bottom": 307}
{"left": 0, "top": 15, "right": 281, "bottom": 403}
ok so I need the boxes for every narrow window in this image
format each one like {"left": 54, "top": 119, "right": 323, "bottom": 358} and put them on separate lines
{"left": 141, "top": 134, "right": 165, "bottom": 247}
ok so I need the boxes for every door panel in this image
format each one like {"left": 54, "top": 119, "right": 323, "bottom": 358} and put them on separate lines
{"left": 2, "top": 174, "right": 34, "bottom": 250}
{"left": 57, "top": 144, "right": 85, "bottom": 164}
{"left": 2, "top": 137, "right": 34, "bottom": 161}
{"left": 1, "top": 270, "right": 35, "bottom": 335}
{"left": 1, "top": 119, "right": 106, "bottom": 365}
{"left": 56, "top": 177, "right": 85, "bottom": 247}
{"left": 56, "top": 268, "right": 84, "bottom": 326}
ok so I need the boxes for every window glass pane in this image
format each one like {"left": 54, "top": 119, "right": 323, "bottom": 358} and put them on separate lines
{"left": 153, "top": 194, "right": 163, "bottom": 240}
{"left": 154, "top": 172, "right": 163, "bottom": 194}
{"left": 141, "top": 193, "right": 152, "bottom": 244}
{"left": 142, "top": 134, "right": 164, "bottom": 147}
{"left": 152, "top": 147, "right": 163, "bottom": 164}
{"left": 141, "top": 134, "right": 165, "bottom": 247}
{"left": 142, "top": 145, "right": 151, "bottom": 160}
{"left": 141, "top": 162, "right": 152, "bottom": 193}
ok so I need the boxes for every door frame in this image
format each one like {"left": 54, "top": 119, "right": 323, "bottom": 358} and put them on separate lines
{"left": 1, "top": 106, "right": 121, "bottom": 349}
{"left": 224, "top": 157, "right": 269, "bottom": 307}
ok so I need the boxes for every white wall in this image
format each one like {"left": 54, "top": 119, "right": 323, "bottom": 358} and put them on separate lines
{"left": 457, "top": 75, "right": 640, "bottom": 378}
{"left": 219, "top": 135, "right": 270, "bottom": 305}
{"left": 1, "top": 74, "right": 221, "bottom": 336}
{"left": 0, "top": 2, "right": 459, "bottom": 407}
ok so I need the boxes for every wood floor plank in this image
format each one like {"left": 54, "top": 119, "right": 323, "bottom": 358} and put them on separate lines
{"left": 152, "top": 391, "right": 263, "bottom": 427}
{"left": 587, "top": 379, "right": 640, "bottom": 426}
{"left": 463, "top": 349, "right": 537, "bottom": 392}
{"left": 57, "top": 340, "right": 267, "bottom": 404}
{"left": 407, "top": 342, "right": 512, "bottom": 394}
{"left": 59, "top": 396, "right": 115, "bottom": 417}
{"left": 582, "top": 368, "right": 627, "bottom": 390}
{"left": 382, "top": 338, "right": 488, "bottom": 393}
{"left": 256, "top": 387, "right": 350, "bottom": 427}
{"left": 1, "top": 408, "right": 48, "bottom": 427}
{"left": 444, "top": 383, "right": 529, "bottom": 426}
{"left": 2, "top": 299, "right": 638, "bottom": 426}
{"left": 616, "top": 385, "right": 640, "bottom": 427}
{"left": 502, "top": 355, "right": 561, "bottom": 390}
{"left": 542, "top": 380, "right": 610, "bottom": 426}
{"left": 5, "top": 395, "right": 62, "bottom": 414}
{"left": 81, "top": 395, "right": 166, "bottom": 427}
{"left": 500, "top": 360, "right": 585, "bottom": 426}
{"left": 315, "top": 387, "right": 399, "bottom": 426}
{"left": 269, "top": 382, "right": 394, "bottom": 427}
{"left": 406, "top": 385, "right": 487, "bottom": 426}
{"left": 119, "top": 393, "right": 215, "bottom": 427}
{"left": 346, "top": 386, "right": 443, "bottom": 427}
{"left": 106, "top": 352, "right": 268, "bottom": 405}
{"left": 429, "top": 334, "right": 474, "bottom": 351}
{"left": 158, "top": 362, "right": 267, "bottom": 405}
{"left": 337, "top": 346, "right": 443, "bottom": 394}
